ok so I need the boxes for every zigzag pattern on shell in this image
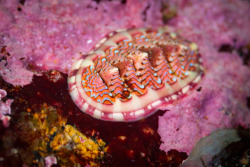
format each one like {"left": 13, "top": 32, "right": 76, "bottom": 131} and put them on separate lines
{"left": 68, "top": 27, "right": 204, "bottom": 122}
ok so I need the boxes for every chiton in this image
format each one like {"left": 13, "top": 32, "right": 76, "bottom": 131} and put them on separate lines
{"left": 68, "top": 28, "right": 203, "bottom": 121}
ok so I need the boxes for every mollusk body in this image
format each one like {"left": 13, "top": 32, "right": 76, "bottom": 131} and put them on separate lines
{"left": 68, "top": 28, "right": 203, "bottom": 122}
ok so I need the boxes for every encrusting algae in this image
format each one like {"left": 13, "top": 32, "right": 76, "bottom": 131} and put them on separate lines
{"left": 50, "top": 125, "right": 108, "bottom": 166}
{"left": 16, "top": 104, "right": 108, "bottom": 167}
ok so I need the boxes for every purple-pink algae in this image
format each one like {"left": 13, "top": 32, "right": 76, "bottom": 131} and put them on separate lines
{"left": 0, "top": 89, "right": 13, "bottom": 127}
{"left": 0, "top": 0, "right": 163, "bottom": 86}
{"left": 158, "top": 0, "right": 250, "bottom": 153}
{"left": 0, "top": 0, "right": 249, "bottom": 157}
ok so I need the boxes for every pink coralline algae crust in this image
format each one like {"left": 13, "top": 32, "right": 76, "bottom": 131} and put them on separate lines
{"left": 167, "top": 0, "right": 250, "bottom": 47}
{"left": 0, "top": 89, "right": 13, "bottom": 127}
{"left": 158, "top": 0, "right": 250, "bottom": 154}
{"left": 45, "top": 156, "right": 57, "bottom": 167}
{"left": 0, "top": 0, "right": 163, "bottom": 86}
{"left": 0, "top": 0, "right": 249, "bottom": 159}
{"left": 68, "top": 28, "right": 203, "bottom": 121}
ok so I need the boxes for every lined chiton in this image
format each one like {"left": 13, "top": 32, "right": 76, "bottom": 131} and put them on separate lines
{"left": 68, "top": 28, "right": 203, "bottom": 121}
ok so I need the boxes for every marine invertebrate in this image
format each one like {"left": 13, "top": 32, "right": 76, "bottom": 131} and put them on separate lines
{"left": 68, "top": 28, "right": 203, "bottom": 121}
{"left": 17, "top": 104, "right": 108, "bottom": 167}
{"left": 50, "top": 125, "right": 108, "bottom": 166}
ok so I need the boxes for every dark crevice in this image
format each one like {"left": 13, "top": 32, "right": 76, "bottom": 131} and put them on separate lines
{"left": 142, "top": 4, "right": 150, "bottom": 22}
{"left": 93, "top": 0, "right": 126, "bottom": 4}
{"left": 121, "top": 0, "right": 127, "bottom": 4}
{"left": 237, "top": 44, "right": 250, "bottom": 66}
{"left": 218, "top": 44, "right": 234, "bottom": 53}
{"left": 247, "top": 97, "right": 250, "bottom": 109}
{"left": 197, "top": 87, "right": 202, "bottom": 92}
{"left": 0, "top": 46, "right": 10, "bottom": 66}
{"left": 19, "top": 0, "right": 25, "bottom": 5}
{"left": 93, "top": 0, "right": 101, "bottom": 3}
{"left": 218, "top": 43, "right": 250, "bottom": 66}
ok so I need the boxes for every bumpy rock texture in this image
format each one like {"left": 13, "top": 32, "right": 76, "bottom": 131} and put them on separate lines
{"left": 0, "top": 0, "right": 163, "bottom": 86}
{"left": 158, "top": 0, "right": 250, "bottom": 153}
{"left": 0, "top": 0, "right": 250, "bottom": 158}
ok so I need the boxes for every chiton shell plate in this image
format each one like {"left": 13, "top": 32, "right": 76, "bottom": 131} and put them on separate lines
{"left": 68, "top": 28, "right": 203, "bottom": 122}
